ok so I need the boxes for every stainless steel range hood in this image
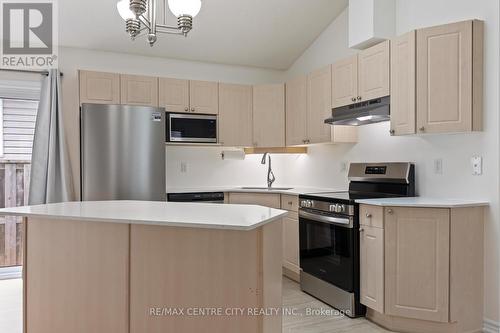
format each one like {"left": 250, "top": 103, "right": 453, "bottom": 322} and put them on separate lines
{"left": 325, "top": 96, "right": 390, "bottom": 126}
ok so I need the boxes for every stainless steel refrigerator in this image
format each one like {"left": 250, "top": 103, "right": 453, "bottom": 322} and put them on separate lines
{"left": 80, "top": 103, "right": 166, "bottom": 201}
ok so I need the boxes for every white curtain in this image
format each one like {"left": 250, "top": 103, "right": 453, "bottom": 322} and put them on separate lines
{"left": 28, "top": 69, "right": 74, "bottom": 205}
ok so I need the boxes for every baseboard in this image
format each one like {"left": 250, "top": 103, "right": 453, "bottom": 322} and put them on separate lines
{"left": 0, "top": 266, "right": 22, "bottom": 280}
{"left": 484, "top": 318, "right": 500, "bottom": 333}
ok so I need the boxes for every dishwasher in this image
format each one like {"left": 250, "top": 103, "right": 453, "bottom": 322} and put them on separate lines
{"left": 167, "top": 192, "right": 225, "bottom": 203}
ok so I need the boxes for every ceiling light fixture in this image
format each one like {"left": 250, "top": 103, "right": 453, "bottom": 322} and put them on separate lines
{"left": 116, "top": 0, "right": 201, "bottom": 46}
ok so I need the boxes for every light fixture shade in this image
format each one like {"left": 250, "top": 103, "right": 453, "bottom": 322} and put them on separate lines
{"left": 168, "top": 0, "right": 201, "bottom": 17}
{"left": 117, "top": 0, "right": 135, "bottom": 20}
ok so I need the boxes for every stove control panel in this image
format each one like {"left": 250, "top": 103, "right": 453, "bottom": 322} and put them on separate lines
{"left": 300, "top": 199, "right": 314, "bottom": 208}
{"left": 299, "top": 199, "right": 354, "bottom": 216}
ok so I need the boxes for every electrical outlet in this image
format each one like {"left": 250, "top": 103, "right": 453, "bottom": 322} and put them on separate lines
{"left": 180, "top": 162, "right": 187, "bottom": 173}
{"left": 471, "top": 156, "right": 482, "bottom": 175}
{"left": 433, "top": 158, "right": 443, "bottom": 175}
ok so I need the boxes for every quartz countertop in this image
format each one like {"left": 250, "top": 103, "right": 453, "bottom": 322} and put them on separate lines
{"left": 0, "top": 200, "right": 287, "bottom": 231}
{"left": 167, "top": 186, "right": 345, "bottom": 196}
{"left": 355, "top": 197, "right": 489, "bottom": 208}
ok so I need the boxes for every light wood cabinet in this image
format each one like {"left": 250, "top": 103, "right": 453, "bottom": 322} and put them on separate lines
{"left": 360, "top": 224, "right": 384, "bottom": 313}
{"left": 361, "top": 204, "right": 484, "bottom": 333}
{"left": 79, "top": 70, "right": 120, "bottom": 105}
{"left": 332, "top": 55, "right": 358, "bottom": 108}
{"left": 385, "top": 207, "right": 450, "bottom": 322}
{"left": 282, "top": 212, "right": 299, "bottom": 281}
{"left": 285, "top": 76, "right": 308, "bottom": 145}
{"left": 331, "top": 40, "right": 389, "bottom": 108}
{"left": 159, "top": 78, "right": 189, "bottom": 113}
{"left": 218, "top": 83, "right": 253, "bottom": 147}
{"left": 227, "top": 192, "right": 281, "bottom": 209}
{"left": 307, "top": 66, "right": 333, "bottom": 144}
{"left": 281, "top": 194, "right": 298, "bottom": 212}
{"left": 390, "top": 31, "right": 416, "bottom": 135}
{"left": 358, "top": 40, "right": 390, "bottom": 102}
{"left": 120, "top": 74, "right": 158, "bottom": 107}
{"left": 189, "top": 80, "right": 219, "bottom": 114}
{"left": 252, "top": 84, "right": 285, "bottom": 147}
{"left": 416, "top": 20, "right": 483, "bottom": 134}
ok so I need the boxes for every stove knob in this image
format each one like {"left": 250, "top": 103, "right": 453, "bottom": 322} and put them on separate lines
{"left": 308, "top": 200, "right": 314, "bottom": 208}
{"left": 334, "top": 204, "right": 341, "bottom": 213}
{"left": 340, "top": 204, "right": 346, "bottom": 213}
{"left": 329, "top": 204, "right": 335, "bottom": 212}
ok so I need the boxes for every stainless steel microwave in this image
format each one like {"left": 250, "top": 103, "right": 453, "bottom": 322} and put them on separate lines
{"left": 165, "top": 113, "right": 217, "bottom": 143}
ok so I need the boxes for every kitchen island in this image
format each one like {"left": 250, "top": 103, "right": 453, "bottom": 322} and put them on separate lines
{"left": 0, "top": 200, "right": 287, "bottom": 333}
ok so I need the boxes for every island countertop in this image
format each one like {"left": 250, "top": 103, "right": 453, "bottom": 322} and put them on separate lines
{"left": 0, "top": 200, "right": 288, "bottom": 230}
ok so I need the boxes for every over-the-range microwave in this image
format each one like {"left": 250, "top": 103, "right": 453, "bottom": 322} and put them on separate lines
{"left": 165, "top": 112, "right": 217, "bottom": 143}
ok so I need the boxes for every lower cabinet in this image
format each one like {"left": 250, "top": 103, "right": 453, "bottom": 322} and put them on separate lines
{"left": 359, "top": 204, "right": 484, "bottom": 333}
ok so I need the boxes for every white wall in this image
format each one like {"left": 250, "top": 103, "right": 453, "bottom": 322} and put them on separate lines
{"left": 284, "top": 1, "right": 500, "bottom": 322}
{"left": 57, "top": 47, "right": 286, "bottom": 195}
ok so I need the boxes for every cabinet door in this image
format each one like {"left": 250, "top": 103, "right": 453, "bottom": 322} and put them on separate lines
{"left": 159, "top": 78, "right": 189, "bottom": 113}
{"left": 385, "top": 207, "right": 450, "bottom": 322}
{"left": 332, "top": 55, "right": 358, "bottom": 108}
{"left": 227, "top": 192, "right": 281, "bottom": 209}
{"left": 358, "top": 40, "right": 390, "bottom": 101}
{"left": 307, "top": 66, "right": 332, "bottom": 144}
{"left": 189, "top": 80, "right": 219, "bottom": 114}
{"left": 285, "top": 76, "right": 308, "bottom": 146}
{"left": 282, "top": 212, "right": 299, "bottom": 281}
{"left": 79, "top": 70, "right": 120, "bottom": 105}
{"left": 360, "top": 225, "right": 384, "bottom": 313}
{"left": 390, "top": 31, "right": 416, "bottom": 135}
{"left": 120, "top": 74, "right": 158, "bottom": 107}
{"left": 218, "top": 83, "right": 253, "bottom": 147}
{"left": 416, "top": 21, "right": 472, "bottom": 133}
{"left": 252, "top": 84, "right": 285, "bottom": 147}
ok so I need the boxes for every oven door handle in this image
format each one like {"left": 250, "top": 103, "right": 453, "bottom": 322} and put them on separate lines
{"left": 299, "top": 210, "right": 353, "bottom": 228}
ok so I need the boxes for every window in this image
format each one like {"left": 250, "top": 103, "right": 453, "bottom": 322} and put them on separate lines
{"left": 0, "top": 98, "right": 38, "bottom": 162}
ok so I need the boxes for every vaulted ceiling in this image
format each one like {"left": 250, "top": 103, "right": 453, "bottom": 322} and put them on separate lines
{"left": 58, "top": 0, "right": 348, "bottom": 70}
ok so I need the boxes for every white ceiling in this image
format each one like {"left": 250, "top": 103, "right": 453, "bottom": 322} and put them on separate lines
{"left": 58, "top": 0, "right": 348, "bottom": 70}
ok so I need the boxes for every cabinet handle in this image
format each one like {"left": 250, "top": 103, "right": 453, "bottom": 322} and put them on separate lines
{"left": 387, "top": 209, "right": 393, "bottom": 214}
{"left": 389, "top": 129, "right": 395, "bottom": 135}
{"left": 419, "top": 126, "right": 425, "bottom": 132}
{"left": 184, "top": 107, "right": 189, "bottom": 112}
{"left": 288, "top": 201, "right": 293, "bottom": 205}
{"left": 351, "top": 97, "right": 356, "bottom": 102}
{"left": 360, "top": 228, "right": 364, "bottom": 232}
{"left": 191, "top": 108, "right": 195, "bottom": 112}
{"left": 365, "top": 213, "right": 372, "bottom": 218}
{"left": 357, "top": 96, "right": 362, "bottom": 101}
{"left": 253, "top": 142, "right": 258, "bottom": 146}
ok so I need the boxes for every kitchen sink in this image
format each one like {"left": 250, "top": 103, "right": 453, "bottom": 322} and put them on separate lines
{"left": 240, "top": 187, "right": 293, "bottom": 190}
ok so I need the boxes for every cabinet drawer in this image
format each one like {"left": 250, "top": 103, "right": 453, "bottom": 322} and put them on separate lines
{"left": 227, "top": 192, "right": 281, "bottom": 209}
{"left": 281, "top": 195, "right": 298, "bottom": 212}
{"left": 360, "top": 204, "right": 384, "bottom": 228}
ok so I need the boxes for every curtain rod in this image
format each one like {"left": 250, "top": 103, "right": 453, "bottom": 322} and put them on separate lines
{"left": 0, "top": 68, "right": 63, "bottom": 76}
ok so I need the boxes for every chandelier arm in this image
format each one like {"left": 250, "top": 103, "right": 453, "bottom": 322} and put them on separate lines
{"left": 156, "top": 26, "right": 184, "bottom": 35}
{"left": 149, "top": 0, "right": 156, "bottom": 35}
{"left": 156, "top": 24, "right": 182, "bottom": 32}
{"left": 138, "top": 15, "right": 150, "bottom": 29}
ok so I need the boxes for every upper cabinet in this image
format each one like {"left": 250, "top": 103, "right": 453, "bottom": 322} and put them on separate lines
{"left": 158, "top": 78, "right": 189, "bottom": 113}
{"left": 218, "top": 83, "right": 253, "bottom": 147}
{"left": 189, "top": 80, "right": 219, "bottom": 114}
{"left": 331, "top": 40, "right": 390, "bottom": 108}
{"left": 307, "top": 66, "right": 333, "bottom": 144}
{"left": 332, "top": 55, "right": 358, "bottom": 108}
{"left": 253, "top": 84, "right": 285, "bottom": 147}
{"left": 416, "top": 20, "right": 483, "bottom": 134}
{"left": 358, "top": 40, "right": 390, "bottom": 102}
{"left": 390, "top": 20, "right": 484, "bottom": 135}
{"left": 79, "top": 71, "right": 120, "bottom": 105}
{"left": 285, "top": 76, "right": 308, "bottom": 146}
{"left": 159, "top": 78, "right": 218, "bottom": 114}
{"left": 390, "top": 31, "right": 416, "bottom": 135}
{"left": 120, "top": 74, "right": 158, "bottom": 107}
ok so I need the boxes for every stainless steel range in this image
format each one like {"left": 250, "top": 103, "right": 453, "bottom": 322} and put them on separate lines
{"left": 299, "top": 162, "right": 415, "bottom": 317}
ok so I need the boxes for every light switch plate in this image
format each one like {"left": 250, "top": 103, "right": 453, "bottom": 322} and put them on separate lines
{"left": 433, "top": 158, "right": 443, "bottom": 175}
{"left": 471, "top": 156, "right": 482, "bottom": 175}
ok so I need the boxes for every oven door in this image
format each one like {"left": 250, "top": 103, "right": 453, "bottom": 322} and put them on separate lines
{"left": 299, "top": 209, "right": 354, "bottom": 292}
{"left": 166, "top": 113, "right": 217, "bottom": 143}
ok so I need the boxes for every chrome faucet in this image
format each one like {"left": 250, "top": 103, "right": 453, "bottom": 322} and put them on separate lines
{"left": 261, "top": 153, "right": 276, "bottom": 188}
